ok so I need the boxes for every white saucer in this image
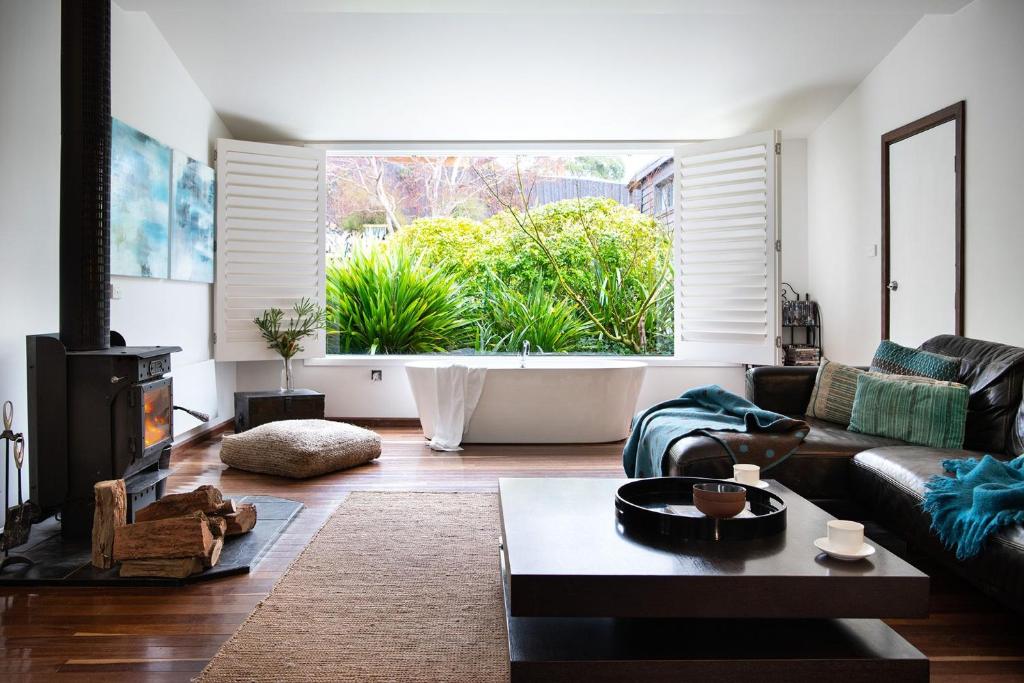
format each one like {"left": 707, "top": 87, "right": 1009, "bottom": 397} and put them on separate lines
{"left": 814, "top": 537, "right": 876, "bottom": 561}
{"left": 724, "top": 477, "right": 770, "bottom": 489}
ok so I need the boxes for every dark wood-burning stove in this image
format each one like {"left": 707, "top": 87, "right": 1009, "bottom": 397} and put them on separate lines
{"left": 23, "top": 0, "right": 185, "bottom": 540}
{"left": 0, "top": 0, "right": 303, "bottom": 582}
{"left": 27, "top": 336, "right": 182, "bottom": 538}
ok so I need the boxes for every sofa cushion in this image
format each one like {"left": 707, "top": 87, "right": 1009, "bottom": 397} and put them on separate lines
{"left": 852, "top": 446, "right": 982, "bottom": 501}
{"left": 871, "top": 339, "right": 962, "bottom": 381}
{"left": 850, "top": 447, "right": 1024, "bottom": 612}
{"left": 848, "top": 373, "right": 969, "bottom": 449}
{"left": 800, "top": 416, "right": 906, "bottom": 456}
{"left": 220, "top": 419, "right": 381, "bottom": 479}
{"left": 922, "top": 335, "right": 1024, "bottom": 456}
{"left": 806, "top": 359, "right": 864, "bottom": 426}
{"left": 745, "top": 366, "right": 821, "bottom": 417}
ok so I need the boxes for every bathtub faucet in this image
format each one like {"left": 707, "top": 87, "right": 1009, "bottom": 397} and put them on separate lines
{"left": 520, "top": 340, "right": 530, "bottom": 368}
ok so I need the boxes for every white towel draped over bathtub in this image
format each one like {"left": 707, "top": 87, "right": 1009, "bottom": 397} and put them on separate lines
{"left": 428, "top": 364, "right": 487, "bottom": 451}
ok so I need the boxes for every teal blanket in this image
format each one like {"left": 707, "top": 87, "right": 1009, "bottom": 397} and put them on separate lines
{"left": 923, "top": 454, "right": 1024, "bottom": 560}
{"left": 622, "top": 385, "right": 808, "bottom": 478}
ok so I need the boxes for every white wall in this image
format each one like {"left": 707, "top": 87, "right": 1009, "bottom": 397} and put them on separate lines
{"left": 0, "top": 0, "right": 61, "bottom": 500}
{"left": 109, "top": 3, "right": 236, "bottom": 436}
{"left": 781, "top": 138, "right": 809, "bottom": 296}
{"left": 237, "top": 360, "right": 746, "bottom": 419}
{"left": 807, "top": 0, "right": 1024, "bottom": 363}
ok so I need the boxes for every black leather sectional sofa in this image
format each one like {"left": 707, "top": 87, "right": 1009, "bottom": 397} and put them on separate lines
{"left": 664, "top": 334, "right": 1024, "bottom": 613}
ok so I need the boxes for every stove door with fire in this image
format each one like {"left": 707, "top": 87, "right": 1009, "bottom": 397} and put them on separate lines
{"left": 140, "top": 378, "right": 173, "bottom": 452}
{"left": 113, "top": 377, "right": 173, "bottom": 479}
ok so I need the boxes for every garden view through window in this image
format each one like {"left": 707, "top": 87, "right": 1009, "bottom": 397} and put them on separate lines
{"left": 325, "top": 151, "right": 675, "bottom": 356}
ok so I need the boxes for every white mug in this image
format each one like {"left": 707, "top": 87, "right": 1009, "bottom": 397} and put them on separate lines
{"left": 733, "top": 464, "right": 760, "bottom": 485}
{"left": 827, "top": 520, "right": 865, "bottom": 552}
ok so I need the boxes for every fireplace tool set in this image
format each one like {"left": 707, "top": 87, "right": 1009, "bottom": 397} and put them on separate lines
{"left": 1, "top": 400, "right": 34, "bottom": 570}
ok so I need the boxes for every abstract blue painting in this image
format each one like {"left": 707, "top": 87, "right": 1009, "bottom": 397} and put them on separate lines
{"left": 110, "top": 118, "right": 171, "bottom": 278}
{"left": 170, "top": 151, "right": 216, "bottom": 283}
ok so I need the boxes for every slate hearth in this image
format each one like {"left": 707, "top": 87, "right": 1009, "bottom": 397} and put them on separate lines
{"left": 0, "top": 496, "right": 301, "bottom": 586}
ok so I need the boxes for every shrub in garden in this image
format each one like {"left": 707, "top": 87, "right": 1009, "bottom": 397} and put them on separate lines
{"left": 387, "top": 216, "right": 501, "bottom": 300}
{"left": 325, "top": 246, "right": 472, "bottom": 354}
{"left": 388, "top": 198, "right": 673, "bottom": 354}
{"left": 485, "top": 197, "right": 672, "bottom": 354}
{"left": 476, "top": 276, "right": 592, "bottom": 353}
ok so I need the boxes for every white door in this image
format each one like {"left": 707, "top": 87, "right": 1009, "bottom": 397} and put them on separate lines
{"left": 888, "top": 120, "right": 957, "bottom": 347}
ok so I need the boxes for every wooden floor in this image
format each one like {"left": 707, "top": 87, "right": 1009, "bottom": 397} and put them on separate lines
{"left": 2, "top": 425, "right": 1023, "bottom": 682}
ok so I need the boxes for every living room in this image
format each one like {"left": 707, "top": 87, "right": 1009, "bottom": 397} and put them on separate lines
{"left": 1, "top": 0, "right": 1023, "bottom": 680}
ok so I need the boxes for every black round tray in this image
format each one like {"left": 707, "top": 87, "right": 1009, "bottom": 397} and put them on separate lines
{"left": 615, "top": 477, "right": 787, "bottom": 542}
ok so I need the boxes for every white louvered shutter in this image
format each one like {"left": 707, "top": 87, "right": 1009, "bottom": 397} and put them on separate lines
{"left": 674, "top": 130, "right": 781, "bottom": 365}
{"left": 214, "top": 139, "right": 327, "bottom": 361}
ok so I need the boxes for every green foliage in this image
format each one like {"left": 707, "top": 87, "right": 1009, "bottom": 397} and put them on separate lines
{"left": 566, "top": 156, "right": 626, "bottom": 181}
{"left": 325, "top": 246, "right": 472, "bottom": 354}
{"left": 253, "top": 298, "right": 327, "bottom": 359}
{"left": 476, "top": 277, "right": 592, "bottom": 353}
{"left": 331, "top": 198, "right": 673, "bottom": 355}
{"left": 340, "top": 209, "right": 387, "bottom": 233}
{"left": 389, "top": 216, "right": 499, "bottom": 298}
{"left": 413, "top": 198, "right": 672, "bottom": 354}
{"left": 449, "top": 196, "right": 491, "bottom": 221}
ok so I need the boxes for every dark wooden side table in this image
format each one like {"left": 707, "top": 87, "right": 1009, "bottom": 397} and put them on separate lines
{"left": 234, "top": 389, "right": 325, "bottom": 433}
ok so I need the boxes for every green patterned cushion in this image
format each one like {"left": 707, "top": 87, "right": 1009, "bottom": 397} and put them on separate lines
{"left": 806, "top": 359, "right": 865, "bottom": 426}
{"left": 848, "top": 373, "right": 969, "bottom": 449}
{"left": 870, "top": 340, "right": 961, "bottom": 381}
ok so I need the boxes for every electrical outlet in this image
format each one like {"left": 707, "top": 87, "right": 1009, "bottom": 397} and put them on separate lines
{"left": 370, "top": 369, "right": 382, "bottom": 382}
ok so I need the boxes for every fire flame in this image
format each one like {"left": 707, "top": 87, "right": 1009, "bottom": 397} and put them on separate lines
{"left": 144, "top": 390, "right": 170, "bottom": 448}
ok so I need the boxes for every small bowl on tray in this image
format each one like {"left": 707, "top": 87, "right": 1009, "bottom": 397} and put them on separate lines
{"left": 615, "top": 477, "right": 787, "bottom": 542}
{"left": 691, "top": 482, "right": 747, "bottom": 518}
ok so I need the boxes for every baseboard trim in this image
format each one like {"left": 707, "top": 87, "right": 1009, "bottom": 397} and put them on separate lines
{"left": 172, "top": 417, "right": 234, "bottom": 452}
{"left": 171, "top": 417, "right": 420, "bottom": 451}
{"left": 330, "top": 417, "right": 421, "bottom": 429}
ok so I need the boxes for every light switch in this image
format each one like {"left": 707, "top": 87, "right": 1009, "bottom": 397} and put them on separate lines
{"left": 866, "top": 244, "right": 878, "bottom": 257}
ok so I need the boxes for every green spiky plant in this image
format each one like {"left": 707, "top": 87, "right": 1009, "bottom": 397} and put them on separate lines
{"left": 326, "top": 245, "right": 472, "bottom": 354}
{"left": 478, "top": 276, "right": 592, "bottom": 353}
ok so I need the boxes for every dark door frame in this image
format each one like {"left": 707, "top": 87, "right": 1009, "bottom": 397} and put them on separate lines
{"left": 881, "top": 100, "right": 965, "bottom": 339}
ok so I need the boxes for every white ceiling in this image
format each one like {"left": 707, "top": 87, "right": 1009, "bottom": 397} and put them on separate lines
{"left": 117, "top": 0, "right": 972, "bottom": 142}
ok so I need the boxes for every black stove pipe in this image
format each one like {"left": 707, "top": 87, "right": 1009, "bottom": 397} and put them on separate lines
{"left": 59, "top": 0, "right": 111, "bottom": 352}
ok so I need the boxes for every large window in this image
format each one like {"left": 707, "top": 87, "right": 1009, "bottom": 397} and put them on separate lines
{"left": 212, "top": 134, "right": 779, "bottom": 365}
{"left": 324, "top": 151, "right": 675, "bottom": 356}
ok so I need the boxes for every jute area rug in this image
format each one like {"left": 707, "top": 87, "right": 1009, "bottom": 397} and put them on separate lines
{"left": 197, "top": 492, "right": 509, "bottom": 682}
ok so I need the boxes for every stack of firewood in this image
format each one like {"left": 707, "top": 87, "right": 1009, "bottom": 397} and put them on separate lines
{"left": 91, "top": 482, "right": 257, "bottom": 578}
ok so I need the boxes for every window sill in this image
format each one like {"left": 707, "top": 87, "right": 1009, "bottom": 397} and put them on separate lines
{"left": 304, "top": 355, "right": 741, "bottom": 369}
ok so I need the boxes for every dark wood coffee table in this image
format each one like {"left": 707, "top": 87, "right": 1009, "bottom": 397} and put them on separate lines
{"left": 498, "top": 477, "right": 930, "bottom": 682}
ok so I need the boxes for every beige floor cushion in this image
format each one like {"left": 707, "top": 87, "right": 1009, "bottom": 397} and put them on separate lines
{"left": 220, "top": 419, "right": 382, "bottom": 479}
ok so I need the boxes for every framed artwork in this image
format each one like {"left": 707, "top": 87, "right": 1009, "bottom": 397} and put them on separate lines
{"left": 110, "top": 118, "right": 171, "bottom": 278}
{"left": 170, "top": 150, "right": 216, "bottom": 283}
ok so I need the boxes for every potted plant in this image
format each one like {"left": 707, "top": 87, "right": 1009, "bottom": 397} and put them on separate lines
{"left": 253, "top": 298, "right": 327, "bottom": 392}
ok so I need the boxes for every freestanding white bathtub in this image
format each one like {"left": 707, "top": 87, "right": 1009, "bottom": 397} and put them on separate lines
{"left": 405, "top": 358, "right": 647, "bottom": 444}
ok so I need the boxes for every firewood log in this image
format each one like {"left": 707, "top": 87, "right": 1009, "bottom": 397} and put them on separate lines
{"left": 91, "top": 479, "right": 127, "bottom": 569}
{"left": 208, "top": 516, "right": 227, "bottom": 539}
{"left": 119, "top": 556, "right": 205, "bottom": 579}
{"left": 204, "top": 537, "right": 224, "bottom": 569}
{"left": 214, "top": 503, "right": 257, "bottom": 536}
{"left": 134, "top": 485, "right": 225, "bottom": 522}
{"left": 214, "top": 499, "right": 237, "bottom": 516}
{"left": 113, "top": 512, "right": 214, "bottom": 561}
